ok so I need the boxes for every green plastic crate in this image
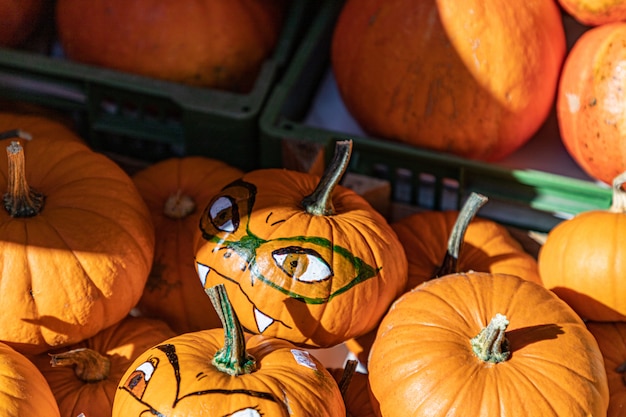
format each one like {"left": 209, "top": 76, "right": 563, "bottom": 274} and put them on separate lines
{"left": 0, "top": 0, "right": 315, "bottom": 172}
{"left": 259, "top": 0, "right": 612, "bottom": 233}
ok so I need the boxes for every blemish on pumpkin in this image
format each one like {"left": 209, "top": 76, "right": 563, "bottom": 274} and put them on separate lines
{"left": 565, "top": 93, "right": 580, "bottom": 113}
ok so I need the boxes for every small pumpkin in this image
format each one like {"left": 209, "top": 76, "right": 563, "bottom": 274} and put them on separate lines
{"left": 538, "top": 171, "right": 626, "bottom": 321}
{"left": 368, "top": 272, "right": 609, "bottom": 416}
{"left": 0, "top": 341, "right": 60, "bottom": 416}
{"left": 557, "top": 22, "right": 626, "bottom": 185}
{"left": 112, "top": 284, "right": 346, "bottom": 416}
{"left": 193, "top": 140, "right": 408, "bottom": 348}
{"left": 331, "top": 0, "right": 566, "bottom": 161}
{"left": 586, "top": 321, "right": 626, "bottom": 416}
{"left": 132, "top": 156, "right": 243, "bottom": 334}
{"left": 28, "top": 316, "right": 176, "bottom": 417}
{"left": 0, "top": 124, "right": 154, "bottom": 355}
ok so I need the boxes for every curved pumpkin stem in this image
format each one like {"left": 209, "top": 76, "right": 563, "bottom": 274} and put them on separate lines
{"left": 163, "top": 189, "right": 196, "bottom": 219}
{"left": 206, "top": 283, "right": 256, "bottom": 376}
{"left": 609, "top": 171, "right": 626, "bottom": 213}
{"left": 337, "top": 359, "right": 359, "bottom": 398}
{"left": 49, "top": 347, "right": 111, "bottom": 383}
{"left": 302, "top": 139, "right": 353, "bottom": 216}
{"left": 433, "top": 192, "right": 488, "bottom": 278}
{"left": 471, "top": 313, "right": 511, "bottom": 363}
{"left": 3, "top": 137, "right": 45, "bottom": 218}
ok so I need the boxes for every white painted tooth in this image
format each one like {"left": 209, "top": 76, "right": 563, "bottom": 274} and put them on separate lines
{"left": 254, "top": 307, "right": 274, "bottom": 333}
{"left": 196, "top": 262, "right": 210, "bottom": 287}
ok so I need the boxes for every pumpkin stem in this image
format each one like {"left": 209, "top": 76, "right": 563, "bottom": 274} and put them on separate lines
{"left": 163, "top": 189, "right": 196, "bottom": 219}
{"left": 471, "top": 313, "right": 511, "bottom": 363}
{"left": 301, "top": 139, "right": 353, "bottom": 216}
{"left": 206, "top": 283, "right": 256, "bottom": 376}
{"left": 609, "top": 171, "right": 626, "bottom": 213}
{"left": 434, "top": 192, "right": 488, "bottom": 278}
{"left": 49, "top": 347, "right": 111, "bottom": 383}
{"left": 3, "top": 140, "right": 45, "bottom": 217}
{"left": 338, "top": 359, "right": 359, "bottom": 397}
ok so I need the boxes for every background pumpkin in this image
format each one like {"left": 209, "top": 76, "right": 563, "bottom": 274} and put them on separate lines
{"left": 132, "top": 156, "right": 243, "bottom": 334}
{"left": 331, "top": 0, "right": 566, "bottom": 161}
{"left": 29, "top": 316, "right": 176, "bottom": 417}
{"left": 55, "top": 0, "right": 288, "bottom": 92}
{"left": 0, "top": 118, "right": 154, "bottom": 355}
{"left": 368, "top": 272, "right": 609, "bottom": 416}
{"left": 328, "top": 361, "right": 379, "bottom": 417}
{"left": 557, "top": 22, "right": 626, "bottom": 186}
{"left": 558, "top": 0, "right": 626, "bottom": 26}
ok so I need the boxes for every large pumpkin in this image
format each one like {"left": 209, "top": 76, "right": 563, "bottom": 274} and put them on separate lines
{"left": 112, "top": 284, "right": 346, "bottom": 416}
{"left": 331, "top": 0, "right": 566, "bottom": 161}
{"left": 29, "top": 316, "right": 175, "bottom": 417}
{"left": 0, "top": 116, "right": 154, "bottom": 355}
{"left": 55, "top": 0, "right": 288, "bottom": 92}
{"left": 557, "top": 22, "right": 626, "bottom": 185}
{"left": 368, "top": 272, "right": 609, "bottom": 416}
{"left": 193, "top": 140, "right": 408, "bottom": 348}
{"left": 538, "top": 171, "right": 626, "bottom": 321}
{"left": 132, "top": 157, "right": 243, "bottom": 334}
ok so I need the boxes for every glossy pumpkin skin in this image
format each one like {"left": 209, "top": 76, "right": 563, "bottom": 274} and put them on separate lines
{"left": 132, "top": 157, "right": 243, "bottom": 334}
{"left": 586, "top": 321, "right": 626, "bottom": 417}
{"left": 0, "top": 118, "right": 155, "bottom": 355}
{"left": 368, "top": 272, "right": 609, "bottom": 416}
{"left": 193, "top": 169, "right": 408, "bottom": 348}
{"left": 557, "top": 23, "right": 626, "bottom": 186}
{"left": 29, "top": 316, "right": 175, "bottom": 417}
{"left": 0, "top": 341, "right": 60, "bottom": 416}
{"left": 331, "top": 0, "right": 566, "bottom": 161}
{"left": 56, "top": 0, "right": 287, "bottom": 92}
{"left": 112, "top": 330, "right": 345, "bottom": 416}
{"left": 558, "top": 0, "right": 626, "bottom": 26}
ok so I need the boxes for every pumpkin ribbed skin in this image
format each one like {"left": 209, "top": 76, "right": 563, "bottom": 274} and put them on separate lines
{"left": 0, "top": 113, "right": 155, "bottom": 355}
{"left": 132, "top": 157, "right": 243, "bottom": 334}
{"left": 331, "top": 0, "right": 566, "bottom": 161}
{"left": 557, "top": 22, "right": 626, "bottom": 186}
{"left": 29, "top": 316, "right": 175, "bottom": 417}
{"left": 558, "top": 0, "right": 626, "bottom": 26}
{"left": 0, "top": 341, "right": 60, "bottom": 416}
{"left": 55, "top": 0, "right": 287, "bottom": 92}
{"left": 368, "top": 272, "right": 609, "bottom": 416}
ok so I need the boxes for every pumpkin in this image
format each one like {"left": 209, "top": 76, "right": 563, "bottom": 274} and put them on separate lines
{"left": 0, "top": 341, "right": 60, "bottom": 416}
{"left": 132, "top": 157, "right": 243, "bottom": 334}
{"left": 586, "top": 321, "right": 626, "bottom": 416}
{"left": 0, "top": 124, "right": 154, "bottom": 355}
{"left": 28, "top": 316, "right": 175, "bottom": 417}
{"left": 328, "top": 360, "right": 379, "bottom": 417}
{"left": 368, "top": 272, "right": 609, "bottom": 416}
{"left": 55, "top": 0, "right": 288, "bottom": 92}
{"left": 331, "top": 0, "right": 566, "bottom": 161}
{"left": 193, "top": 140, "right": 408, "bottom": 348}
{"left": 558, "top": 0, "right": 626, "bottom": 26}
{"left": 112, "top": 284, "right": 346, "bottom": 416}
{"left": 0, "top": 0, "right": 49, "bottom": 48}
{"left": 538, "top": 171, "right": 626, "bottom": 321}
{"left": 557, "top": 22, "right": 626, "bottom": 186}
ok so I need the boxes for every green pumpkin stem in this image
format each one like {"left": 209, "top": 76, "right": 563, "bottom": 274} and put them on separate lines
{"left": 163, "top": 189, "right": 196, "bottom": 219}
{"left": 433, "top": 192, "right": 488, "bottom": 278}
{"left": 338, "top": 359, "right": 359, "bottom": 397}
{"left": 471, "top": 313, "right": 511, "bottom": 363}
{"left": 302, "top": 139, "right": 353, "bottom": 216}
{"left": 4, "top": 138, "right": 45, "bottom": 217}
{"left": 206, "top": 283, "right": 256, "bottom": 376}
{"left": 609, "top": 171, "right": 626, "bottom": 213}
{"left": 49, "top": 347, "right": 111, "bottom": 383}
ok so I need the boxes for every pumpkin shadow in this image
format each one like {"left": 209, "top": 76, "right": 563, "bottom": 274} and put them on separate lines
{"left": 550, "top": 286, "right": 626, "bottom": 322}
{"left": 506, "top": 323, "right": 564, "bottom": 352}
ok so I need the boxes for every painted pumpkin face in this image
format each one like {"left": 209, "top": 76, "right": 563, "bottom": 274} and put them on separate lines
{"left": 194, "top": 169, "right": 408, "bottom": 348}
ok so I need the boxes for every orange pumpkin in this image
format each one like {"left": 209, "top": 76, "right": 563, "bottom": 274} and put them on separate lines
{"left": 0, "top": 341, "right": 60, "bottom": 416}
{"left": 331, "top": 0, "right": 566, "bottom": 161}
{"left": 586, "top": 321, "right": 626, "bottom": 417}
{"left": 538, "top": 171, "right": 626, "bottom": 321}
{"left": 112, "top": 284, "right": 346, "bottom": 416}
{"left": 368, "top": 272, "right": 609, "bottom": 416}
{"left": 558, "top": 0, "right": 626, "bottom": 26}
{"left": 557, "top": 22, "right": 626, "bottom": 185}
{"left": 193, "top": 140, "right": 408, "bottom": 348}
{"left": 328, "top": 361, "right": 379, "bottom": 417}
{"left": 0, "top": 124, "right": 154, "bottom": 355}
{"left": 132, "top": 157, "right": 243, "bottom": 334}
{"left": 29, "top": 316, "right": 176, "bottom": 417}
{"left": 55, "top": 0, "right": 288, "bottom": 92}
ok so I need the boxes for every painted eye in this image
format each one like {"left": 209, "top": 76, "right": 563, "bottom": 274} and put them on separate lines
{"left": 272, "top": 247, "right": 332, "bottom": 283}
{"left": 209, "top": 196, "right": 239, "bottom": 233}
{"left": 122, "top": 357, "right": 159, "bottom": 399}
{"left": 227, "top": 408, "right": 262, "bottom": 417}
